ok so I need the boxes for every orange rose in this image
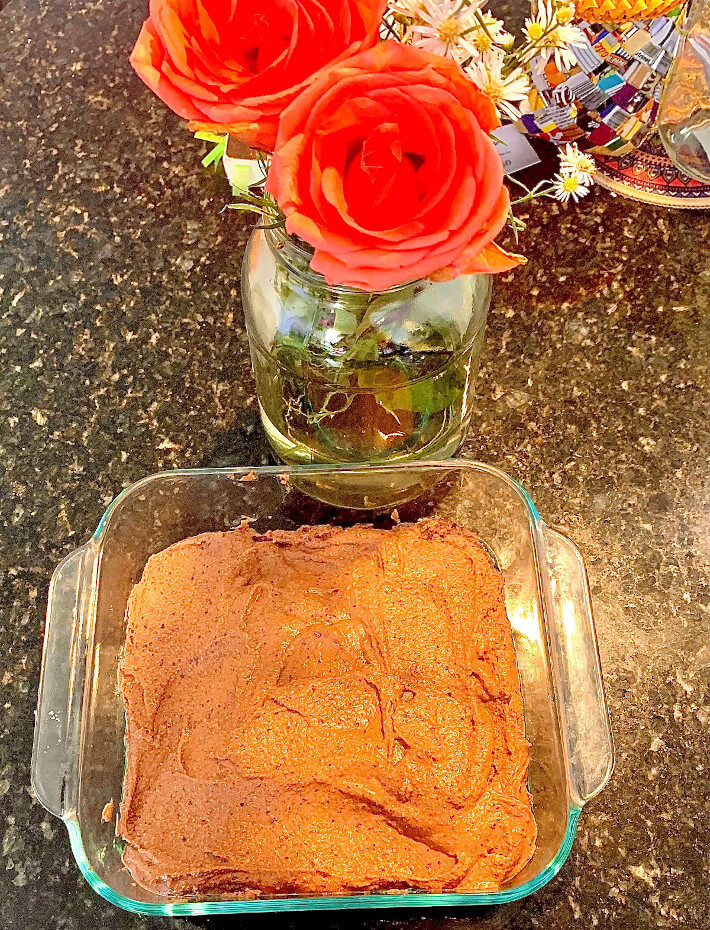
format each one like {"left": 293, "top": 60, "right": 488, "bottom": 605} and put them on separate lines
{"left": 130, "top": 0, "right": 386, "bottom": 152}
{"left": 267, "top": 42, "right": 524, "bottom": 290}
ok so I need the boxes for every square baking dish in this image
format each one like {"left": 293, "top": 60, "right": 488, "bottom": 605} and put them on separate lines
{"left": 32, "top": 460, "right": 613, "bottom": 916}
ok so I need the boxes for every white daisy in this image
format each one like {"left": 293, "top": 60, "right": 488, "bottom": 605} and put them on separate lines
{"left": 522, "top": 0, "right": 584, "bottom": 69}
{"left": 552, "top": 171, "right": 591, "bottom": 203}
{"left": 542, "top": 22, "right": 587, "bottom": 71}
{"left": 558, "top": 143, "right": 596, "bottom": 183}
{"left": 466, "top": 53, "right": 532, "bottom": 122}
{"left": 461, "top": 12, "right": 513, "bottom": 60}
{"left": 407, "top": 0, "right": 487, "bottom": 60}
{"left": 523, "top": 17, "right": 546, "bottom": 47}
{"left": 524, "top": 0, "right": 555, "bottom": 46}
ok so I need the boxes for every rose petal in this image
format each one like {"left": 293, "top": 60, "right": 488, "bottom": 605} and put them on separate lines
{"left": 432, "top": 242, "right": 526, "bottom": 280}
{"left": 131, "top": 20, "right": 203, "bottom": 121}
{"left": 129, "top": 0, "right": 387, "bottom": 151}
{"left": 267, "top": 41, "right": 518, "bottom": 289}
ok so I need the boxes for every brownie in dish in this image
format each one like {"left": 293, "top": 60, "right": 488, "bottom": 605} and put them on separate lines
{"left": 118, "top": 518, "right": 536, "bottom": 895}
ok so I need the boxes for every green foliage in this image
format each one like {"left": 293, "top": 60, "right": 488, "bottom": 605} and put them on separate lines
{"left": 266, "top": 266, "right": 467, "bottom": 451}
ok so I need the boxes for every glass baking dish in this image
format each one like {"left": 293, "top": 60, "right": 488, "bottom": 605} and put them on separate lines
{"left": 31, "top": 460, "right": 613, "bottom": 916}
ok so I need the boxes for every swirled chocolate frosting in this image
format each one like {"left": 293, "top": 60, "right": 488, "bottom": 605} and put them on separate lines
{"left": 118, "top": 519, "right": 535, "bottom": 895}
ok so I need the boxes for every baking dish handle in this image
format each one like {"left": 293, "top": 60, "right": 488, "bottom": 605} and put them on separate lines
{"left": 540, "top": 525, "right": 614, "bottom": 807}
{"left": 31, "top": 544, "right": 94, "bottom": 820}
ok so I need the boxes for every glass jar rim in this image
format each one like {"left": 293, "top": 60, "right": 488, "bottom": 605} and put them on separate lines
{"left": 265, "top": 226, "right": 427, "bottom": 297}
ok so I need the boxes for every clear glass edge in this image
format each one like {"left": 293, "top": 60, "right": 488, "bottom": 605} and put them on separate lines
{"left": 92, "top": 460, "right": 542, "bottom": 542}
{"left": 538, "top": 526, "right": 616, "bottom": 804}
{"left": 65, "top": 807, "right": 582, "bottom": 916}
{"left": 30, "top": 545, "right": 89, "bottom": 818}
{"left": 76, "top": 460, "right": 589, "bottom": 913}
{"left": 263, "top": 226, "right": 494, "bottom": 299}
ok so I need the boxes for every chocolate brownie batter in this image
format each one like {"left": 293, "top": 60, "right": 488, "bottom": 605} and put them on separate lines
{"left": 118, "top": 519, "right": 535, "bottom": 895}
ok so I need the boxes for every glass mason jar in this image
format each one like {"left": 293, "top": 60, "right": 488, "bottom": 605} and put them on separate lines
{"left": 241, "top": 227, "right": 492, "bottom": 468}
{"left": 657, "top": 0, "right": 710, "bottom": 183}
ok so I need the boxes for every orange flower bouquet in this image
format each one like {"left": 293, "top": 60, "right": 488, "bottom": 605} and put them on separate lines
{"left": 129, "top": 0, "right": 591, "bottom": 466}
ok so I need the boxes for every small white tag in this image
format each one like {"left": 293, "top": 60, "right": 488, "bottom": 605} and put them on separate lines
{"left": 493, "top": 124, "right": 541, "bottom": 175}
{"left": 222, "top": 154, "right": 264, "bottom": 193}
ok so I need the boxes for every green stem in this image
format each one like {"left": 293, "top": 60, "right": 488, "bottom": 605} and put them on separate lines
{"left": 473, "top": 9, "right": 495, "bottom": 42}
{"left": 503, "top": 21, "right": 559, "bottom": 77}
{"left": 507, "top": 205, "right": 521, "bottom": 243}
{"left": 510, "top": 184, "right": 556, "bottom": 206}
{"left": 505, "top": 172, "right": 536, "bottom": 193}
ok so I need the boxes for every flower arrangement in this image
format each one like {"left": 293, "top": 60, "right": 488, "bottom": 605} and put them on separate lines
{"left": 385, "top": 0, "right": 589, "bottom": 118}
{"left": 130, "top": 0, "right": 596, "bottom": 291}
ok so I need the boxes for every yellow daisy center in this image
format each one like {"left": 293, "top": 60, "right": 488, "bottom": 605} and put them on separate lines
{"left": 541, "top": 27, "right": 563, "bottom": 48}
{"left": 562, "top": 175, "right": 580, "bottom": 191}
{"left": 437, "top": 16, "right": 463, "bottom": 45}
{"left": 527, "top": 22, "right": 545, "bottom": 40}
{"left": 488, "top": 83, "right": 504, "bottom": 103}
{"left": 471, "top": 30, "right": 495, "bottom": 52}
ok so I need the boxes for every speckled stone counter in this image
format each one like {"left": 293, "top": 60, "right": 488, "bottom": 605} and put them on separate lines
{"left": 0, "top": 1, "right": 708, "bottom": 928}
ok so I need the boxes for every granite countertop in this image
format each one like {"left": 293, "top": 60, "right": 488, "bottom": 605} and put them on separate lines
{"left": 0, "top": 0, "right": 708, "bottom": 928}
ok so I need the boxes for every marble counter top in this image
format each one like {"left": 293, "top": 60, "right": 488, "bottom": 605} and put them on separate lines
{"left": 0, "top": 1, "right": 707, "bottom": 928}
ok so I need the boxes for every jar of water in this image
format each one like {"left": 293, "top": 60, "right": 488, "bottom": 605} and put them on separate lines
{"left": 241, "top": 227, "right": 492, "bottom": 468}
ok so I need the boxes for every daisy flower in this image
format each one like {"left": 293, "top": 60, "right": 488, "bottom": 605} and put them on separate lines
{"left": 558, "top": 143, "right": 596, "bottom": 183}
{"left": 462, "top": 11, "right": 513, "bottom": 59}
{"left": 552, "top": 171, "right": 591, "bottom": 203}
{"left": 466, "top": 52, "right": 532, "bottom": 122}
{"left": 522, "top": 0, "right": 585, "bottom": 70}
{"left": 407, "top": 0, "right": 487, "bottom": 60}
{"left": 541, "top": 22, "right": 587, "bottom": 70}
{"left": 524, "top": 0, "right": 555, "bottom": 45}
